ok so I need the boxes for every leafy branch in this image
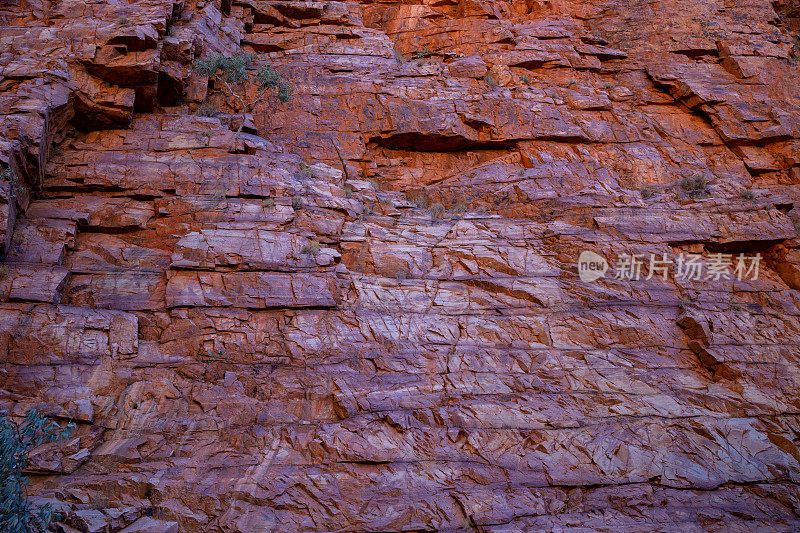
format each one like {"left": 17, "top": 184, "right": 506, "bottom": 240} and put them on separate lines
{"left": 1, "top": 410, "right": 75, "bottom": 533}
{"left": 193, "top": 52, "right": 293, "bottom": 138}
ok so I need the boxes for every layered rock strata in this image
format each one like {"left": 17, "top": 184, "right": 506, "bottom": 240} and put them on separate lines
{"left": 1, "top": 0, "right": 800, "bottom": 531}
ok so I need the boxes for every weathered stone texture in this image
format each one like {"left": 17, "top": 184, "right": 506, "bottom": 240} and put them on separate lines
{"left": 1, "top": 0, "right": 800, "bottom": 531}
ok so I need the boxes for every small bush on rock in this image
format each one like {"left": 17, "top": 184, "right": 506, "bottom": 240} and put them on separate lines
{"left": 412, "top": 195, "right": 428, "bottom": 209}
{"left": 301, "top": 240, "right": 321, "bottom": 255}
{"left": 680, "top": 173, "right": 707, "bottom": 192}
{"left": 296, "top": 162, "right": 312, "bottom": 180}
{"left": 196, "top": 101, "right": 218, "bottom": 117}
{"left": 1, "top": 410, "right": 75, "bottom": 533}
{"left": 411, "top": 47, "right": 432, "bottom": 60}
{"left": 193, "top": 52, "right": 293, "bottom": 136}
{"left": 428, "top": 202, "right": 445, "bottom": 219}
{"left": 484, "top": 73, "right": 498, "bottom": 91}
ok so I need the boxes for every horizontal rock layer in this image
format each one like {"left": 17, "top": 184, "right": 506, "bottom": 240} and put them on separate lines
{"left": 1, "top": 0, "right": 800, "bottom": 532}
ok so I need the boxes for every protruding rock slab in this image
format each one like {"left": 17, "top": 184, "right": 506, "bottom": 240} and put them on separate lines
{"left": 0, "top": 264, "right": 69, "bottom": 303}
{"left": 0, "top": 304, "right": 138, "bottom": 362}
{"left": 165, "top": 271, "right": 339, "bottom": 308}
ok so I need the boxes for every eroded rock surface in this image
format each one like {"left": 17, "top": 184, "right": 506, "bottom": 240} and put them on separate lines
{"left": 2, "top": 0, "right": 800, "bottom": 531}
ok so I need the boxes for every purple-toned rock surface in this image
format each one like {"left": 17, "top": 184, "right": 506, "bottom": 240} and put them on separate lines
{"left": 2, "top": 0, "right": 800, "bottom": 530}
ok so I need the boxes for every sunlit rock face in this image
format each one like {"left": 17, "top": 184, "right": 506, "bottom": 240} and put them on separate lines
{"left": 1, "top": 0, "right": 800, "bottom": 530}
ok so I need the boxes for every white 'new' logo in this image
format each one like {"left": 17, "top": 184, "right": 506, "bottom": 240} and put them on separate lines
{"left": 578, "top": 251, "right": 608, "bottom": 282}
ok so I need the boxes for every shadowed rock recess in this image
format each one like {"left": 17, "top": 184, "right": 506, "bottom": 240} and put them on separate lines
{"left": 2, "top": 0, "right": 800, "bottom": 530}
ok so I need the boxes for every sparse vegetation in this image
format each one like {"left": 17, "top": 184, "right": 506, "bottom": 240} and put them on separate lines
{"left": 264, "top": 197, "right": 275, "bottom": 209}
{"left": 484, "top": 73, "right": 498, "bottom": 91}
{"left": 393, "top": 49, "right": 407, "bottom": 63}
{"left": 412, "top": 195, "right": 428, "bottom": 209}
{"left": 199, "top": 130, "right": 213, "bottom": 146}
{"left": 193, "top": 52, "right": 293, "bottom": 137}
{"left": 1, "top": 410, "right": 75, "bottom": 533}
{"left": 301, "top": 240, "right": 321, "bottom": 255}
{"left": 428, "top": 202, "right": 445, "bottom": 219}
{"left": 411, "top": 47, "right": 432, "bottom": 60}
{"left": 680, "top": 173, "right": 708, "bottom": 193}
{"left": 640, "top": 186, "right": 655, "bottom": 199}
{"left": 292, "top": 195, "right": 304, "bottom": 210}
{"left": 740, "top": 189, "right": 756, "bottom": 201}
{"left": 196, "top": 101, "right": 218, "bottom": 117}
{"left": 0, "top": 265, "right": 9, "bottom": 279}
{"left": 117, "top": 15, "right": 130, "bottom": 26}
{"left": 0, "top": 165, "right": 10, "bottom": 181}
{"left": 449, "top": 202, "right": 468, "bottom": 215}
{"left": 194, "top": 349, "right": 230, "bottom": 364}
{"left": 296, "top": 162, "right": 312, "bottom": 180}
{"left": 343, "top": 184, "right": 354, "bottom": 198}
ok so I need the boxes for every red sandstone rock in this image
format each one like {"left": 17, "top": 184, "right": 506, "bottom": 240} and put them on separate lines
{"left": 1, "top": 0, "right": 800, "bottom": 531}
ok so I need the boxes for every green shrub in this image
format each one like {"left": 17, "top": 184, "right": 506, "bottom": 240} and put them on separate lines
{"left": 411, "top": 47, "right": 432, "bottom": 60}
{"left": 1, "top": 410, "right": 75, "bottom": 533}
{"left": 194, "top": 349, "right": 230, "bottom": 364}
{"left": 193, "top": 52, "right": 293, "bottom": 136}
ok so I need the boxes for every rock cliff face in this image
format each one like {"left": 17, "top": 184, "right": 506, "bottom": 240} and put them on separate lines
{"left": 2, "top": 0, "right": 800, "bottom": 531}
